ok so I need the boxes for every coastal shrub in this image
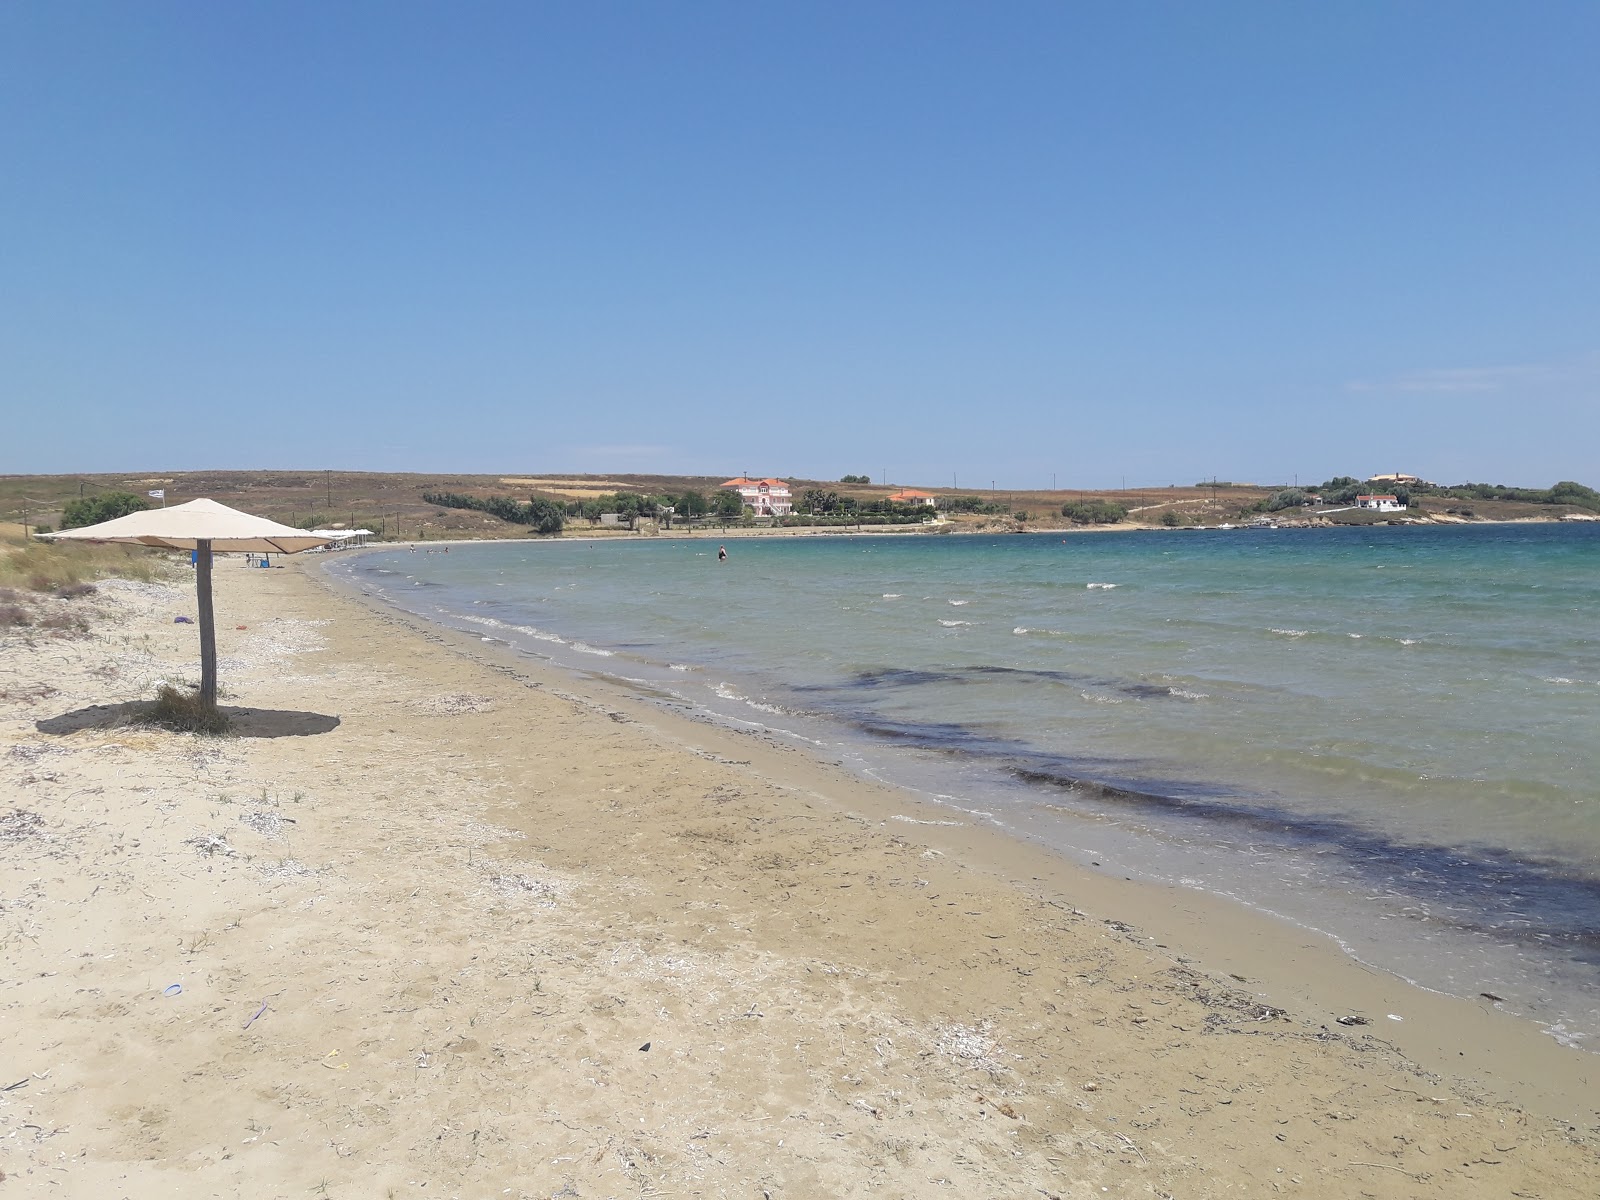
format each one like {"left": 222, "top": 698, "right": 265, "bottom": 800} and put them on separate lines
{"left": 1549, "top": 481, "right": 1600, "bottom": 511}
{"left": 1060, "top": 499, "right": 1128, "bottom": 525}
{"left": 1265, "top": 488, "right": 1306, "bottom": 511}
{"left": 1160, "top": 510, "right": 1183, "bottom": 527}
{"left": 939, "top": 495, "right": 1010, "bottom": 515}
{"left": 421, "top": 490, "right": 566, "bottom": 534}
{"left": 0, "top": 604, "right": 31, "bottom": 627}
{"left": 1425, "top": 480, "right": 1598, "bottom": 510}
{"left": 839, "top": 474, "right": 871, "bottom": 484}
{"left": 60, "top": 491, "right": 152, "bottom": 530}
{"left": 147, "top": 684, "right": 232, "bottom": 735}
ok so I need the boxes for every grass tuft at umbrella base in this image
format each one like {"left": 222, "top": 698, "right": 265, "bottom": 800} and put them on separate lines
{"left": 147, "top": 684, "right": 233, "bottom": 736}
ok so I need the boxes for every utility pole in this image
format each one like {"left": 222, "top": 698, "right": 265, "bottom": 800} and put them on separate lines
{"left": 326, "top": 469, "right": 332, "bottom": 507}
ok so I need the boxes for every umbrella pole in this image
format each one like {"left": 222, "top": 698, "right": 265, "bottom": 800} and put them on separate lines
{"left": 195, "top": 539, "right": 218, "bottom": 709}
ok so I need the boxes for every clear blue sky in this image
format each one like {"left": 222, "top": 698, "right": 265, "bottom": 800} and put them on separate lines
{"left": 3, "top": 2, "right": 1596, "bottom": 489}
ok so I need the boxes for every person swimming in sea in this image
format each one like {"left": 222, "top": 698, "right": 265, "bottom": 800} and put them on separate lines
{"left": 718, "top": 545, "right": 727, "bottom": 562}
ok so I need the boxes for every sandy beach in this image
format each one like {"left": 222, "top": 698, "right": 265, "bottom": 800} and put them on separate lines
{"left": 2, "top": 555, "right": 1595, "bottom": 1198}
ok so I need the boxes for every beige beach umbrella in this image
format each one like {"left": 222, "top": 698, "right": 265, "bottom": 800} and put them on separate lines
{"left": 43, "top": 498, "right": 332, "bottom": 709}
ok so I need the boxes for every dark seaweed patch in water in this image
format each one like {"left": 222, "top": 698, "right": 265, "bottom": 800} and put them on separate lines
{"left": 1011, "top": 764, "right": 1600, "bottom": 963}
{"left": 833, "top": 707, "right": 1600, "bottom": 965}
{"left": 817, "top": 664, "right": 1174, "bottom": 701}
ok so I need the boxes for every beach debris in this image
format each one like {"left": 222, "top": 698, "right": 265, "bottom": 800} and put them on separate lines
{"left": 1336, "top": 1015, "right": 1370, "bottom": 1026}
{"left": 1, "top": 810, "right": 46, "bottom": 842}
{"left": 1480, "top": 991, "right": 1505, "bottom": 1003}
{"left": 163, "top": 983, "right": 182, "bottom": 998}
{"left": 174, "top": 615, "right": 193, "bottom": 623}
{"left": 242, "top": 1001, "right": 269, "bottom": 1030}
{"left": 934, "top": 1021, "right": 1004, "bottom": 1072}
{"left": 639, "top": 1042, "right": 651, "bottom": 1052}
{"left": 488, "top": 872, "right": 562, "bottom": 905}
{"left": 240, "top": 808, "right": 290, "bottom": 837}
{"left": 322, "top": 1050, "right": 348, "bottom": 1070}
{"left": 974, "top": 1093, "right": 1020, "bottom": 1119}
{"left": 259, "top": 857, "right": 316, "bottom": 879}
{"left": 1387, "top": 1013, "right": 1404, "bottom": 1021}
{"left": 185, "top": 833, "right": 236, "bottom": 857}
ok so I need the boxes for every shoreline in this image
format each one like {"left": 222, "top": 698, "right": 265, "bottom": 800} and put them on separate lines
{"left": 2, "top": 557, "right": 1595, "bottom": 1196}
{"left": 320, "top": 551, "right": 1600, "bottom": 1122}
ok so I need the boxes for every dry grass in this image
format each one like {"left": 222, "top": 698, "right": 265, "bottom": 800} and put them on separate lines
{"left": 0, "top": 534, "right": 168, "bottom": 593}
{"left": 147, "top": 684, "right": 233, "bottom": 736}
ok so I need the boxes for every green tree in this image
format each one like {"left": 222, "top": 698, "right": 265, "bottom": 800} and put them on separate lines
{"left": 613, "top": 493, "right": 643, "bottom": 530}
{"left": 675, "top": 489, "right": 709, "bottom": 517}
{"left": 61, "top": 491, "right": 152, "bottom": 529}
{"left": 525, "top": 497, "right": 565, "bottom": 534}
{"left": 715, "top": 490, "right": 744, "bottom": 520}
{"left": 1318, "top": 476, "right": 1363, "bottom": 504}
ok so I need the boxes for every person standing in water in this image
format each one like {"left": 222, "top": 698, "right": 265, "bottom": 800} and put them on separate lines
{"left": 718, "top": 545, "right": 727, "bottom": 562}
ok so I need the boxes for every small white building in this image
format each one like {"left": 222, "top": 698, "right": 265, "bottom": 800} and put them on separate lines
{"left": 1356, "top": 494, "right": 1407, "bottom": 512}
{"left": 888, "top": 489, "right": 938, "bottom": 508}
{"left": 720, "top": 477, "right": 793, "bottom": 516}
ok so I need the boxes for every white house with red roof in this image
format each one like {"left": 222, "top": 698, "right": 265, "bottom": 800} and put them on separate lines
{"left": 720, "top": 476, "right": 793, "bottom": 516}
{"left": 888, "top": 488, "right": 938, "bottom": 508}
{"left": 1356, "top": 494, "right": 1407, "bottom": 512}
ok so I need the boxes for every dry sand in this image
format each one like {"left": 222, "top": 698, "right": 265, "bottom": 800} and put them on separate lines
{"left": 1, "top": 559, "right": 1596, "bottom": 1198}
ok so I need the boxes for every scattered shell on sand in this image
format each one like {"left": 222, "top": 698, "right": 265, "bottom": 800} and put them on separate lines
{"left": 417, "top": 692, "right": 496, "bottom": 716}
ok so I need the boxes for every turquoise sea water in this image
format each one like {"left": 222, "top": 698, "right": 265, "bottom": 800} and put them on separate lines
{"left": 331, "top": 523, "right": 1600, "bottom": 1048}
